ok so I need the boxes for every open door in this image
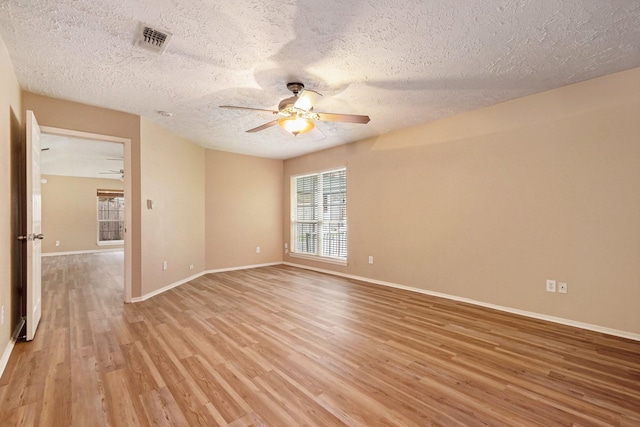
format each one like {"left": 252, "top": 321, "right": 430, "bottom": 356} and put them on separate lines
{"left": 22, "top": 110, "right": 43, "bottom": 341}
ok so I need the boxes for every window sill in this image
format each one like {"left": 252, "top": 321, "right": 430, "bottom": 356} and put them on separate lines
{"left": 97, "top": 240, "right": 124, "bottom": 246}
{"left": 289, "top": 252, "right": 348, "bottom": 266}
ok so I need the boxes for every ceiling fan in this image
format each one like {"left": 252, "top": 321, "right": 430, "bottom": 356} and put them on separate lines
{"left": 100, "top": 169, "right": 124, "bottom": 179}
{"left": 220, "top": 82, "right": 370, "bottom": 136}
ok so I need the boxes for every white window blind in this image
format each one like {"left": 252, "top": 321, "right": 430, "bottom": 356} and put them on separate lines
{"left": 97, "top": 190, "right": 124, "bottom": 243}
{"left": 291, "top": 168, "right": 347, "bottom": 261}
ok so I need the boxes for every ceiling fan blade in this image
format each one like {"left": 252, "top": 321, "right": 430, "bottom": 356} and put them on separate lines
{"left": 316, "top": 112, "right": 371, "bottom": 124}
{"left": 220, "top": 105, "right": 279, "bottom": 114}
{"left": 293, "top": 89, "right": 322, "bottom": 111}
{"left": 246, "top": 120, "right": 279, "bottom": 133}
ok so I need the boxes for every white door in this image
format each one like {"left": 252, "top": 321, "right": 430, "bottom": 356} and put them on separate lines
{"left": 25, "top": 110, "right": 43, "bottom": 341}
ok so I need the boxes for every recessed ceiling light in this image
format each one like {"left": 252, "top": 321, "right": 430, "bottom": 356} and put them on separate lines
{"left": 157, "top": 110, "right": 173, "bottom": 117}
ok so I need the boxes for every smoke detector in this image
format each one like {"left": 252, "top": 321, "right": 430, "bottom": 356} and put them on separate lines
{"left": 136, "top": 23, "right": 172, "bottom": 54}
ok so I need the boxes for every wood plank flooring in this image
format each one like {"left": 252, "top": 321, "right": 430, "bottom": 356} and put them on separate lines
{"left": 1, "top": 252, "right": 639, "bottom": 426}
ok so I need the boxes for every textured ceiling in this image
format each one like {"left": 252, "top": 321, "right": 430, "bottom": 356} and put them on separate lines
{"left": 1, "top": 1, "right": 639, "bottom": 159}
{"left": 40, "top": 134, "right": 124, "bottom": 180}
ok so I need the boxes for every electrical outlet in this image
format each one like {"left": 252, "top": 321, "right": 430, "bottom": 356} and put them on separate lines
{"left": 55, "top": 240, "right": 60, "bottom": 247}
{"left": 256, "top": 246, "right": 261, "bottom": 253}
{"left": 189, "top": 264, "right": 194, "bottom": 270}
{"left": 368, "top": 256, "right": 374, "bottom": 265}
{"left": 558, "top": 282, "right": 568, "bottom": 294}
{"left": 1, "top": 305, "right": 4, "bottom": 325}
{"left": 546, "top": 279, "right": 556, "bottom": 292}
{"left": 163, "top": 261, "right": 168, "bottom": 270}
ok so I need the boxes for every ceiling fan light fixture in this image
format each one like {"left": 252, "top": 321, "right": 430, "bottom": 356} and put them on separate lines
{"left": 278, "top": 117, "right": 315, "bottom": 136}
{"left": 221, "top": 81, "right": 369, "bottom": 135}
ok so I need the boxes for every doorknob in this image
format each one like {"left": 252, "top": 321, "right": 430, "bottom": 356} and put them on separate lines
{"left": 17, "top": 234, "right": 44, "bottom": 241}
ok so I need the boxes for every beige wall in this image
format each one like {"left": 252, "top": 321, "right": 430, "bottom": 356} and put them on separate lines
{"left": 284, "top": 67, "right": 640, "bottom": 335}
{"left": 41, "top": 175, "right": 124, "bottom": 253}
{"left": 205, "top": 150, "right": 283, "bottom": 270}
{"left": 3, "top": 28, "right": 637, "bottom": 343}
{"left": 22, "top": 92, "right": 143, "bottom": 297}
{"left": 0, "top": 34, "right": 22, "bottom": 358}
{"left": 140, "top": 118, "right": 205, "bottom": 296}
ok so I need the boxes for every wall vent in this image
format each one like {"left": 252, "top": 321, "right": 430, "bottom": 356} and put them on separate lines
{"left": 136, "top": 23, "right": 172, "bottom": 54}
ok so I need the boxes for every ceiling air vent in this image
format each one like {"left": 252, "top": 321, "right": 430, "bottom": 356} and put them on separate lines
{"left": 136, "top": 23, "right": 172, "bottom": 54}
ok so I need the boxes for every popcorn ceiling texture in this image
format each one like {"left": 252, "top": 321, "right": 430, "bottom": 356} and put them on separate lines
{"left": 1, "top": 0, "right": 639, "bottom": 159}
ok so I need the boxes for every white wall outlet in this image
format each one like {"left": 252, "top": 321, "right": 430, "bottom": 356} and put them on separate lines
{"left": 1, "top": 305, "right": 4, "bottom": 325}
{"left": 558, "top": 282, "right": 568, "bottom": 294}
{"left": 163, "top": 261, "right": 168, "bottom": 270}
{"left": 368, "top": 256, "right": 374, "bottom": 265}
{"left": 546, "top": 279, "right": 556, "bottom": 292}
{"left": 55, "top": 240, "right": 60, "bottom": 247}
{"left": 284, "top": 243, "right": 288, "bottom": 254}
{"left": 256, "top": 246, "right": 261, "bottom": 253}
{"left": 189, "top": 264, "right": 194, "bottom": 270}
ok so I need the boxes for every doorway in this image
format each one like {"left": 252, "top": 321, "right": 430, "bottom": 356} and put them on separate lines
{"left": 39, "top": 127, "right": 132, "bottom": 302}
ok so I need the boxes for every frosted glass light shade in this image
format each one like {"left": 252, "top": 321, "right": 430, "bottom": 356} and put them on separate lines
{"left": 278, "top": 117, "right": 315, "bottom": 135}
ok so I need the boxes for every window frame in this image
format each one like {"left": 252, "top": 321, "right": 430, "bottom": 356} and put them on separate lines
{"left": 96, "top": 189, "right": 125, "bottom": 246}
{"left": 290, "top": 167, "right": 348, "bottom": 266}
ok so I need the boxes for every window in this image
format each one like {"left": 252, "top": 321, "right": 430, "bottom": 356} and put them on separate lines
{"left": 291, "top": 168, "right": 347, "bottom": 263}
{"left": 97, "top": 190, "right": 124, "bottom": 245}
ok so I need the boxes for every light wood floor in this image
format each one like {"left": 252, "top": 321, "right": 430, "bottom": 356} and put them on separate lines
{"left": 1, "top": 253, "right": 639, "bottom": 426}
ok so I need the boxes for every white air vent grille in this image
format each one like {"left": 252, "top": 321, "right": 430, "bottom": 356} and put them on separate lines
{"left": 136, "top": 23, "right": 172, "bottom": 54}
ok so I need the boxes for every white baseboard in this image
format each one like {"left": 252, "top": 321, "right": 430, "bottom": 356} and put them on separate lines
{"left": 203, "top": 262, "right": 282, "bottom": 275}
{"left": 130, "top": 262, "right": 282, "bottom": 303}
{"left": 0, "top": 338, "right": 16, "bottom": 380}
{"left": 42, "top": 248, "right": 124, "bottom": 257}
{"left": 131, "top": 271, "right": 206, "bottom": 303}
{"left": 283, "top": 262, "right": 640, "bottom": 342}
